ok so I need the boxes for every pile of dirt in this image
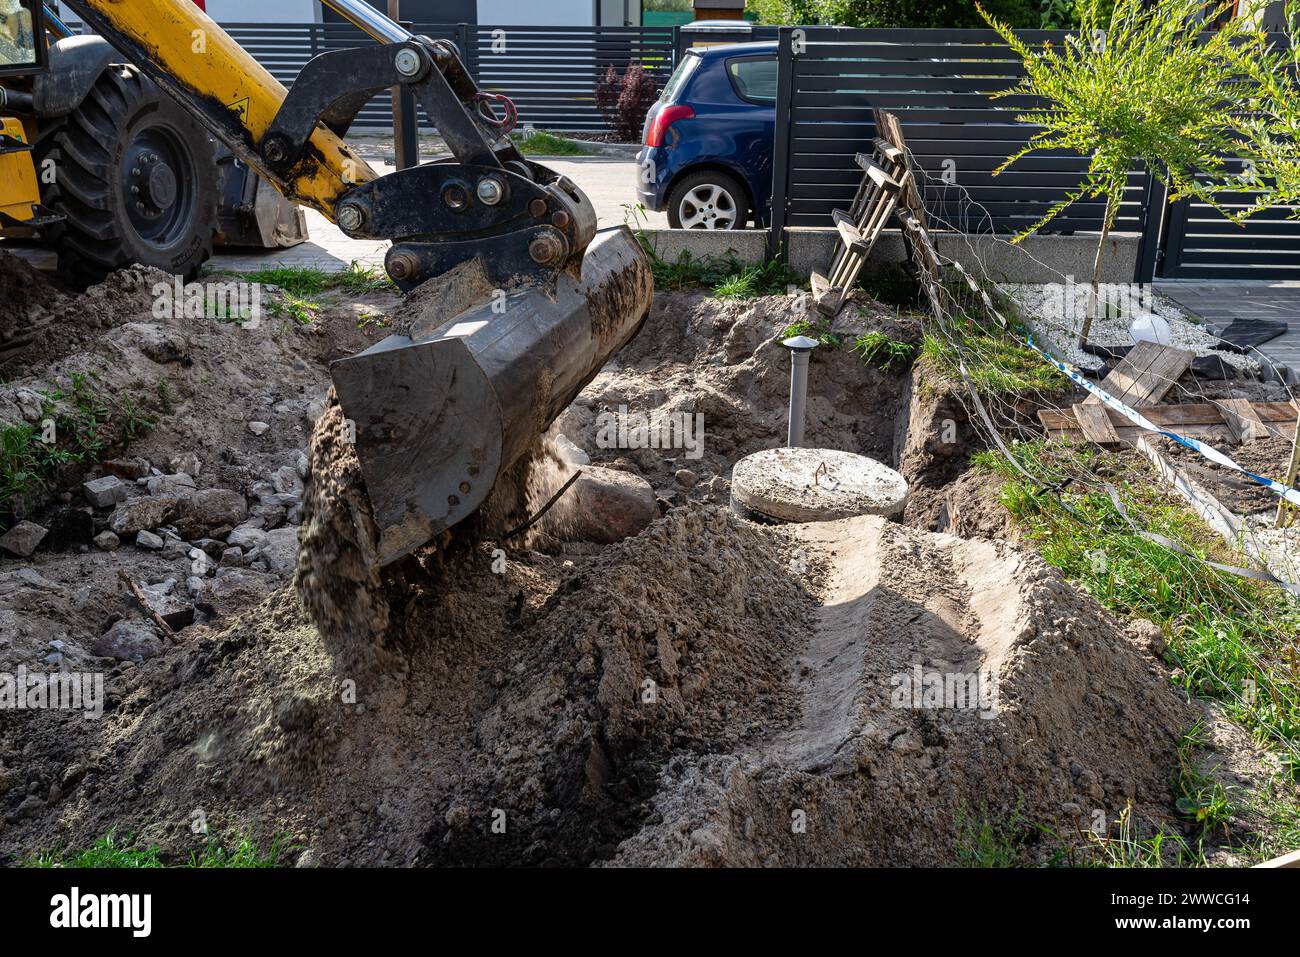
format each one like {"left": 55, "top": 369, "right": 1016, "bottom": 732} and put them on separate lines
{"left": 551, "top": 290, "right": 920, "bottom": 509}
{"left": 0, "top": 250, "right": 153, "bottom": 374}
{"left": 0, "top": 256, "right": 396, "bottom": 691}
{"left": 0, "top": 500, "right": 1190, "bottom": 867}
{"left": 1, "top": 276, "right": 1196, "bottom": 867}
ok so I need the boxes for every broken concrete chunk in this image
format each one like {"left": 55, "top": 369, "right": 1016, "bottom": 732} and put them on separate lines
{"left": 177, "top": 488, "right": 248, "bottom": 532}
{"left": 271, "top": 465, "right": 303, "bottom": 496}
{"left": 168, "top": 452, "right": 201, "bottom": 477}
{"left": 126, "top": 322, "right": 186, "bottom": 364}
{"left": 14, "top": 388, "right": 43, "bottom": 422}
{"left": 9, "top": 567, "right": 61, "bottom": 590}
{"left": 259, "top": 526, "right": 300, "bottom": 575}
{"left": 554, "top": 434, "right": 591, "bottom": 466}
{"left": 555, "top": 467, "right": 658, "bottom": 544}
{"left": 83, "top": 475, "right": 128, "bottom": 508}
{"left": 139, "top": 581, "right": 195, "bottom": 630}
{"left": 0, "top": 521, "right": 48, "bottom": 558}
{"left": 109, "top": 495, "right": 179, "bottom": 535}
{"left": 93, "top": 531, "right": 120, "bottom": 550}
{"left": 226, "top": 524, "right": 267, "bottom": 551}
{"left": 93, "top": 618, "right": 162, "bottom": 662}
{"left": 145, "top": 472, "right": 196, "bottom": 496}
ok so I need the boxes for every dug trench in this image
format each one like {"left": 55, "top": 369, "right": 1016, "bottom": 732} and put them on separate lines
{"left": 0, "top": 259, "right": 1195, "bottom": 866}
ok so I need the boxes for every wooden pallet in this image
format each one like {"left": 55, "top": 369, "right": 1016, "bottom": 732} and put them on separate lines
{"left": 1082, "top": 340, "right": 1195, "bottom": 409}
{"left": 810, "top": 141, "right": 908, "bottom": 316}
{"left": 1038, "top": 401, "right": 1298, "bottom": 447}
{"left": 811, "top": 110, "right": 944, "bottom": 317}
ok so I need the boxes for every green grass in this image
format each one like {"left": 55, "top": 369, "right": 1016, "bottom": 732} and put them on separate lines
{"left": 710, "top": 258, "right": 805, "bottom": 300}
{"left": 624, "top": 202, "right": 806, "bottom": 301}
{"left": 510, "top": 129, "right": 589, "bottom": 156}
{"left": 976, "top": 440, "right": 1300, "bottom": 761}
{"left": 29, "top": 830, "right": 294, "bottom": 868}
{"left": 233, "top": 261, "right": 393, "bottom": 324}
{"left": 920, "top": 313, "right": 1069, "bottom": 397}
{"left": 780, "top": 316, "right": 840, "bottom": 349}
{"left": 1175, "top": 720, "right": 1239, "bottom": 838}
{"left": 953, "top": 803, "right": 1025, "bottom": 867}
{"left": 1, "top": 372, "right": 160, "bottom": 523}
{"left": 1046, "top": 804, "right": 1209, "bottom": 868}
{"left": 852, "top": 329, "right": 915, "bottom": 371}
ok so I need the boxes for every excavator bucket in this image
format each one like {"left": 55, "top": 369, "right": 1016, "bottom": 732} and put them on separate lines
{"left": 329, "top": 226, "right": 653, "bottom": 567}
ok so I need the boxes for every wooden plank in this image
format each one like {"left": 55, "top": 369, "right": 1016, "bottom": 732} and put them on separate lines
{"left": 1219, "top": 398, "right": 1267, "bottom": 444}
{"left": 831, "top": 209, "right": 869, "bottom": 254}
{"left": 870, "top": 137, "right": 904, "bottom": 162}
{"left": 1082, "top": 340, "right": 1194, "bottom": 408}
{"left": 1047, "top": 424, "right": 1238, "bottom": 445}
{"left": 1038, "top": 401, "right": 1300, "bottom": 432}
{"left": 1072, "top": 402, "right": 1122, "bottom": 445}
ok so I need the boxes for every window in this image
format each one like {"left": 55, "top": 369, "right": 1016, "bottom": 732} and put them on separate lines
{"left": 0, "top": 0, "right": 38, "bottom": 71}
{"left": 659, "top": 52, "right": 701, "bottom": 104}
{"left": 726, "top": 57, "right": 777, "bottom": 105}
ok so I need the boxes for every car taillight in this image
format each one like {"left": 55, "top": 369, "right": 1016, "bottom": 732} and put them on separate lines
{"left": 645, "top": 104, "right": 695, "bottom": 148}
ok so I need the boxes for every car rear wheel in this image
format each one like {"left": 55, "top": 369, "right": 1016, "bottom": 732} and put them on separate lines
{"left": 667, "top": 171, "right": 747, "bottom": 230}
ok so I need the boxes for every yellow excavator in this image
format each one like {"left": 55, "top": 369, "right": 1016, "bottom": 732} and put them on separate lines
{"left": 1, "top": 0, "right": 653, "bottom": 620}
{"left": 0, "top": 1, "right": 307, "bottom": 282}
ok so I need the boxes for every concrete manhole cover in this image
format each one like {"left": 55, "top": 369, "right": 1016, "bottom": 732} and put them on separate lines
{"left": 730, "top": 447, "right": 908, "bottom": 523}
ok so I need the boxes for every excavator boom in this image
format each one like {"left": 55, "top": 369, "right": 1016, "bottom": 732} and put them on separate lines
{"left": 57, "top": 0, "right": 652, "bottom": 575}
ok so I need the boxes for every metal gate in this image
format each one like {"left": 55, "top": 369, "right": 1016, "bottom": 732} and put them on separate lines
{"left": 1158, "top": 183, "right": 1300, "bottom": 280}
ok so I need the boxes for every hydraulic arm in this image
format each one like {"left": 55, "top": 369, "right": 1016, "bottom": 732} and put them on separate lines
{"left": 58, "top": 0, "right": 653, "bottom": 571}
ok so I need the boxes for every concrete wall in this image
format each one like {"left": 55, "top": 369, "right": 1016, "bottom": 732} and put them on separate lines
{"left": 638, "top": 227, "right": 1141, "bottom": 286}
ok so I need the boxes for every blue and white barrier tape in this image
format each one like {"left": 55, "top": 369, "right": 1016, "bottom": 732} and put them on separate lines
{"left": 944, "top": 259, "right": 1300, "bottom": 509}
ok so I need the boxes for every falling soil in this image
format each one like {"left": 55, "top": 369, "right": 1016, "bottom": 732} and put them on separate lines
{"left": 0, "top": 270, "right": 1203, "bottom": 867}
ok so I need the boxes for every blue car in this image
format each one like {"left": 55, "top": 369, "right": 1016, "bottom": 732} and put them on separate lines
{"left": 637, "top": 41, "right": 777, "bottom": 230}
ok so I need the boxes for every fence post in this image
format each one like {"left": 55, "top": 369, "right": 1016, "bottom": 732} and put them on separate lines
{"left": 767, "top": 27, "right": 795, "bottom": 260}
{"left": 1133, "top": 169, "right": 1168, "bottom": 284}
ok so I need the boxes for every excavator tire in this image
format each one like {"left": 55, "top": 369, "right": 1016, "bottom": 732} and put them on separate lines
{"left": 35, "top": 63, "right": 216, "bottom": 286}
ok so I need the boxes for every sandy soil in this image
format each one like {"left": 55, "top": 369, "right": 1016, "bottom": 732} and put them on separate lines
{"left": 0, "top": 261, "right": 1231, "bottom": 866}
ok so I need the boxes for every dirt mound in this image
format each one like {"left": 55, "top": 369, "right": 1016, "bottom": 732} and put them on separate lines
{"left": 554, "top": 291, "right": 920, "bottom": 507}
{"left": 0, "top": 278, "right": 1194, "bottom": 868}
{"left": 1, "top": 499, "right": 1190, "bottom": 867}
{"left": 0, "top": 251, "right": 161, "bottom": 374}
{"left": 1, "top": 505, "right": 815, "bottom": 865}
{"left": 612, "top": 516, "right": 1194, "bottom": 866}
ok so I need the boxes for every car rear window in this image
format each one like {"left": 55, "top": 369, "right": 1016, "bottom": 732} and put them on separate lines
{"left": 659, "top": 53, "right": 701, "bottom": 104}
{"left": 726, "top": 57, "right": 777, "bottom": 105}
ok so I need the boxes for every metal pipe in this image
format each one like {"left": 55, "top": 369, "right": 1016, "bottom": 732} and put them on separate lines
{"left": 783, "top": 335, "right": 819, "bottom": 447}
{"left": 317, "top": 0, "right": 411, "bottom": 44}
